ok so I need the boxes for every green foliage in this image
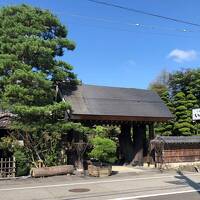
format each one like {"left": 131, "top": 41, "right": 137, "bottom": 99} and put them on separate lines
{"left": 14, "top": 148, "right": 30, "bottom": 176}
{"left": 149, "top": 80, "right": 174, "bottom": 136}
{"left": 89, "top": 136, "right": 117, "bottom": 164}
{"left": 92, "top": 125, "right": 120, "bottom": 138}
{"left": 0, "top": 137, "right": 30, "bottom": 176}
{"left": 173, "top": 90, "right": 197, "bottom": 135}
{"left": 0, "top": 136, "right": 15, "bottom": 152}
{"left": 149, "top": 68, "right": 200, "bottom": 136}
{"left": 169, "top": 69, "right": 200, "bottom": 103}
{"left": 0, "top": 4, "right": 82, "bottom": 169}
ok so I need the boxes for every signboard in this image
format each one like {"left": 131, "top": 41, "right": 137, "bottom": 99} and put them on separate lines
{"left": 192, "top": 108, "right": 200, "bottom": 121}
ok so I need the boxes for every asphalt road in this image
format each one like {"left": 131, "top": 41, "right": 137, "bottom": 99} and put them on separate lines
{"left": 0, "top": 171, "right": 200, "bottom": 200}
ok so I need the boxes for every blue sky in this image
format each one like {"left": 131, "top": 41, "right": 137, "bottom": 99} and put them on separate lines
{"left": 1, "top": 0, "right": 200, "bottom": 89}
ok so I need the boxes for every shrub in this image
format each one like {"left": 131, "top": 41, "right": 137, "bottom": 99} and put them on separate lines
{"left": 89, "top": 136, "right": 117, "bottom": 164}
{"left": 14, "top": 149, "right": 30, "bottom": 176}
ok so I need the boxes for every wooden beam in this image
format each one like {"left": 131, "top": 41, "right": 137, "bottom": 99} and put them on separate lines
{"left": 131, "top": 124, "right": 146, "bottom": 166}
{"left": 149, "top": 123, "right": 155, "bottom": 140}
{"left": 71, "top": 114, "right": 172, "bottom": 122}
{"left": 119, "top": 124, "right": 134, "bottom": 163}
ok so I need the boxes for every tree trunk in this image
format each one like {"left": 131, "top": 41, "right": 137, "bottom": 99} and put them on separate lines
{"left": 131, "top": 124, "right": 146, "bottom": 166}
{"left": 118, "top": 124, "right": 134, "bottom": 163}
{"left": 31, "top": 165, "right": 74, "bottom": 177}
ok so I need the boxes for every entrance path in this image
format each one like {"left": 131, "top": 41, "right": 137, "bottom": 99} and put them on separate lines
{"left": 112, "top": 165, "right": 157, "bottom": 174}
{"left": 0, "top": 170, "right": 200, "bottom": 200}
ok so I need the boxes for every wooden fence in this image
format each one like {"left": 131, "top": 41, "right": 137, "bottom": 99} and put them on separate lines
{"left": 0, "top": 157, "right": 16, "bottom": 177}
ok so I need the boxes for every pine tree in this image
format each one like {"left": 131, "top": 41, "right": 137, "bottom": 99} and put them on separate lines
{"left": 160, "top": 90, "right": 174, "bottom": 135}
{"left": 186, "top": 92, "right": 198, "bottom": 134}
{"left": 173, "top": 92, "right": 193, "bottom": 135}
{"left": 169, "top": 69, "right": 200, "bottom": 135}
{"left": 0, "top": 5, "right": 79, "bottom": 166}
{"left": 150, "top": 69, "right": 200, "bottom": 136}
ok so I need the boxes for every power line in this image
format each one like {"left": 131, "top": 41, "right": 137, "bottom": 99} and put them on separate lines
{"left": 87, "top": 0, "right": 200, "bottom": 28}
{"left": 66, "top": 20, "right": 199, "bottom": 40}
{"left": 67, "top": 13, "right": 199, "bottom": 33}
{"left": 60, "top": 14, "right": 200, "bottom": 39}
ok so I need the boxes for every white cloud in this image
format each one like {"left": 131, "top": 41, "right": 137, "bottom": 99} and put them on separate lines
{"left": 168, "top": 49, "right": 198, "bottom": 63}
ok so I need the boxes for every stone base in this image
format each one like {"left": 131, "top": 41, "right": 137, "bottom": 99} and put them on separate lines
{"left": 88, "top": 164, "right": 112, "bottom": 177}
{"left": 144, "top": 161, "right": 200, "bottom": 171}
{"left": 164, "top": 161, "right": 200, "bottom": 170}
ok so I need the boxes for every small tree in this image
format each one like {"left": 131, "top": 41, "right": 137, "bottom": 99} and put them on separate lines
{"left": 173, "top": 92, "right": 193, "bottom": 135}
{"left": 89, "top": 136, "right": 117, "bottom": 164}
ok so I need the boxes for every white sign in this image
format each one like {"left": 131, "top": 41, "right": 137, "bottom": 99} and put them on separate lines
{"left": 192, "top": 108, "right": 200, "bottom": 121}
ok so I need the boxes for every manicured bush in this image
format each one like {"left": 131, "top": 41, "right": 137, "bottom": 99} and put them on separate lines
{"left": 89, "top": 136, "right": 117, "bottom": 164}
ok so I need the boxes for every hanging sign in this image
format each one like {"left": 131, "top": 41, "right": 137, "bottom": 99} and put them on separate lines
{"left": 192, "top": 108, "right": 200, "bottom": 121}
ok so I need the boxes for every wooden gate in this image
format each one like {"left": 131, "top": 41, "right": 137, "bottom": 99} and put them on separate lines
{"left": 0, "top": 157, "right": 16, "bottom": 177}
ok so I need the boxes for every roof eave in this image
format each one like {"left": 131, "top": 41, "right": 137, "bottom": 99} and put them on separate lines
{"left": 70, "top": 114, "right": 173, "bottom": 122}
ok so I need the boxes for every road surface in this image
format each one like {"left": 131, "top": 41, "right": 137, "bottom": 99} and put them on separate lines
{"left": 0, "top": 171, "right": 200, "bottom": 200}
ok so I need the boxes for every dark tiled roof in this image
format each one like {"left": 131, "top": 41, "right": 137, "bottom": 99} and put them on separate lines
{"left": 61, "top": 84, "right": 173, "bottom": 121}
{"left": 151, "top": 136, "right": 200, "bottom": 144}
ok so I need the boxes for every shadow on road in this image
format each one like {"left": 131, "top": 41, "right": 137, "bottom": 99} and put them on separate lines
{"left": 175, "top": 171, "right": 200, "bottom": 195}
